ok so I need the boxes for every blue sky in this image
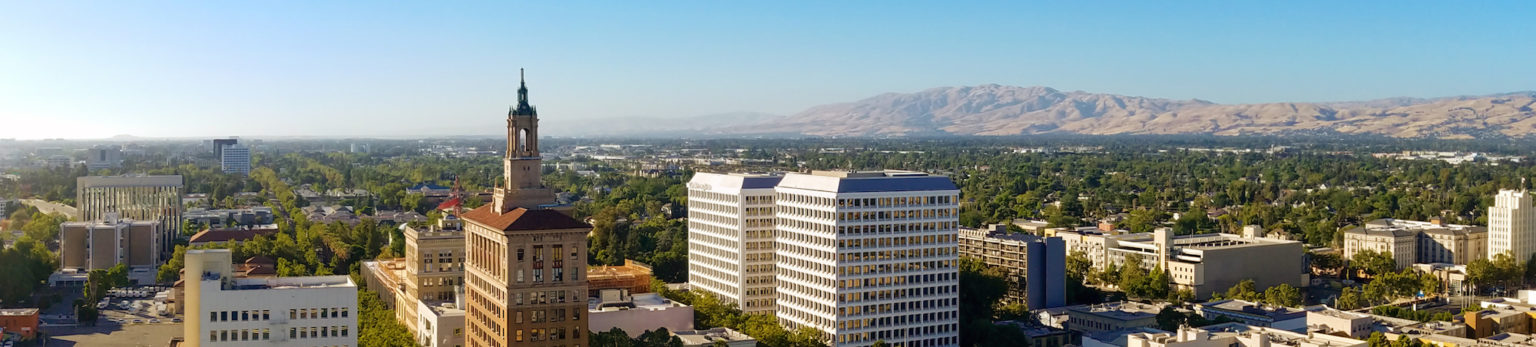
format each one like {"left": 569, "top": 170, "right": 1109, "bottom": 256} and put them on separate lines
{"left": 2, "top": 1, "right": 1533, "bottom": 139}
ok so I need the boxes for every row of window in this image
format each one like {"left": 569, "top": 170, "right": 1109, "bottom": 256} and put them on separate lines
{"left": 208, "top": 307, "right": 350, "bottom": 322}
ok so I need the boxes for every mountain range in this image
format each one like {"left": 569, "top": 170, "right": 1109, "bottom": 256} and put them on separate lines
{"left": 724, "top": 85, "right": 1536, "bottom": 139}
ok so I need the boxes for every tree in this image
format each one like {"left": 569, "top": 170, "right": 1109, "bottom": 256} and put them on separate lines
{"left": 1263, "top": 283, "right": 1302, "bottom": 307}
{"left": 1219, "top": 279, "right": 1262, "bottom": 302}
{"left": 358, "top": 289, "right": 415, "bottom": 346}
{"left": 1468, "top": 252, "right": 1524, "bottom": 292}
{"left": 1336, "top": 287, "right": 1364, "bottom": 310}
{"left": 1352, "top": 250, "right": 1397, "bottom": 277}
{"left": 958, "top": 257, "right": 1009, "bottom": 347}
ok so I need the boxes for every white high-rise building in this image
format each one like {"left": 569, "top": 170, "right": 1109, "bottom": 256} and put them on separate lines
{"left": 686, "top": 173, "right": 783, "bottom": 313}
{"left": 221, "top": 144, "right": 252, "bottom": 175}
{"left": 1489, "top": 189, "right": 1536, "bottom": 261}
{"left": 182, "top": 248, "right": 358, "bottom": 347}
{"left": 772, "top": 171, "right": 960, "bottom": 347}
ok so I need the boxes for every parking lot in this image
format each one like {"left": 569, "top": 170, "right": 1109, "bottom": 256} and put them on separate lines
{"left": 44, "top": 321, "right": 182, "bottom": 347}
{"left": 37, "top": 286, "right": 183, "bottom": 346}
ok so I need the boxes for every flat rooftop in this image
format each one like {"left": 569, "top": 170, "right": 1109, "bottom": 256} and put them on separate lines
{"left": 0, "top": 308, "right": 39, "bottom": 316}
{"left": 224, "top": 275, "right": 355, "bottom": 290}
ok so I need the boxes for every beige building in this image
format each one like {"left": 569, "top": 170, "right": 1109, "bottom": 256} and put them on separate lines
{"left": 361, "top": 215, "right": 471, "bottom": 347}
{"left": 1059, "top": 228, "right": 1307, "bottom": 298}
{"left": 1342, "top": 218, "right": 1487, "bottom": 268}
{"left": 1062, "top": 301, "right": 1164, "bottom": 335}
{"left": 1125, "top": 323, "right": 1366, "bottom": 347}
{"left": 77, "top": 174, "right": 183, "bottom": 260}
{"left": 462, "top": 72, "right": 591, "bottom": 347}
{"left": 59, "top": 218, "right": 161, "bottom": 271}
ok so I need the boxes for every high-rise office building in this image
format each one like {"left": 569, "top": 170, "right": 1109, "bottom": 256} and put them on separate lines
{"left": 181, "top": 248, "right": 358, "bottom": 347}
{"left": 1489, "top": 189, "right": 1536, "bottom": 261}
{"left": 212, "top": 138, "right": 239, "bottom": 158}
{"left": 77, "top": 175, "right": 184, "bottom": 260}
{"left": 221, "top": 144, "right": 252, "bottom": 174}
{"left": 685, "top": 173, "right": 783, "bottom": 313}
{"left": 462, "top": 70, "right": 591, "bottom": 347}
{"left": 772, "top": 171, "right": 960, "bottom": 347}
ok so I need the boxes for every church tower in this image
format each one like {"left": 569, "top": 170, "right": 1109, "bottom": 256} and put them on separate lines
{"left": 491, "top": 69, "right": 557, "bottom": 213}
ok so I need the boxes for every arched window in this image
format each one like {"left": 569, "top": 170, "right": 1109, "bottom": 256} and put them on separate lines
{"left": 518, "top": 128, "right": 530, "bottom": 154}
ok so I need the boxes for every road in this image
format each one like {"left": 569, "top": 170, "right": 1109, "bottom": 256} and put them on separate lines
{"left": 21, "top": 198, "right": 77, "bottom": 218}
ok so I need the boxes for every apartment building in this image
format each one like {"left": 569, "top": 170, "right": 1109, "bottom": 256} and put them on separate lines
{"left": 1490, "top": 189, "right": 1536, "bottom": 261}
{"left": 773, "top": 170, "right": 961, "bottom": 347}
{"left": 1342, "top": 218, "right": 1488, "bottom": 268}
{"left": 1057, "top": 228, "right": 1306, "bottom": 298}
{"left": 957, "top": 224, "right": 1066, "bottom": 309}
{"left": 181, "top": 249, "right": 357, "bottom": 347}
{"left": 77, "top": 174, "right": 184, "bottom": 260}
{"left": 685, "top": 172, "right": 782, "bottom": 313}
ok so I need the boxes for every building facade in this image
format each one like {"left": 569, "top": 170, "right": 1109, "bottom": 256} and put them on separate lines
{"left": 957, "top": 224, "right": 1066, "bottom": 309}
{"left": 86, "top": 145, "right": 123, "bottom": 170}
{"left": 685, "top": 173, "right": 782, "bottom": 313}
{"left": 1059, "top": 228, "right": 1306, "bottom": 298}
{"left": 221, "top": 144, "right": 251, "bottom": 175}
{"left": 1490, "top": 189, "right": 1536, "bottom": 261}
{"left": 77, "top": 175, "right": 184, "bottom": 260}
{"left": 773, "top": 171, "right": 961, "bottom": 347}
{"left": 181, "top": 249, "right": 357, "bottom": 347}
{"left": 59, "top": 218, "right": 160, "bottom": 271}
{"left": 462, "top": 71, "right": 591, "bottom": 347}
{"left": 1342, "top": 218, "right": 1491, "bottom": 269}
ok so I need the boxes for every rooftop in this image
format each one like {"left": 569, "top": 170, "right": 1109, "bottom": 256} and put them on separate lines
{"left": 672, "top": 328, "right": 756, "bottom": 345}
{"left": 1198, "top": 300, "right": 1306, "bottom": 321}
{"left": 1346, "top": 218, "right": 1485, "bottom": 238}
{"left": 189, "top": 227, "right": 278, "bottom": 244}
{"left": 462, "top": 206, "right": 591, "bottom": 232}
{"left": 777, "top": 170, "right": 957, "bottom": 193}
{"left": 212, "top": 274, "right": 355, "bottom": 291}
{"left": 0, "top": 308, "right": 39, "bottom": 316}
{"left": 1066, "top": 301, "right": 1164, "bottom": 320}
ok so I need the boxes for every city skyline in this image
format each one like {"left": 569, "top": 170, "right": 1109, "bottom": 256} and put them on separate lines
{"left": 5, "top": 1, "right": 1536, "bottom": 140}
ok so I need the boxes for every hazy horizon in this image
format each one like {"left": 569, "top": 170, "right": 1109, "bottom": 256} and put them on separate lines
{"left": 5, "top": 1, "right": 1535, "bottom": 140}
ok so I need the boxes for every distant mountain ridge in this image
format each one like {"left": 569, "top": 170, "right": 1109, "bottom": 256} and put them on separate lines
{"left": 727, "top": 85, "right": 1536, "bottom": 139}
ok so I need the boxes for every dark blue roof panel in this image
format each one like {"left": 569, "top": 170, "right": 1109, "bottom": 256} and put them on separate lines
{"left": 740, "top": 176, "right": 784, "bottom": 189}
{"left": 837, "top": 176, "right": 957, "bottom": 193}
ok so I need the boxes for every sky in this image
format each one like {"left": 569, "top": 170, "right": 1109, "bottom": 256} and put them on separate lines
{"left": 2, "top": 1, "right": 1534, "bottom": 139}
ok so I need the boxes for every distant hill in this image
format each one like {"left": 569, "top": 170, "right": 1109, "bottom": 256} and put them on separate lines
{"left": 543, "top": 112, "right": 781, "bottom": 138}
{"left": 726, "top": 85, "right": 1536, "bottom": 139}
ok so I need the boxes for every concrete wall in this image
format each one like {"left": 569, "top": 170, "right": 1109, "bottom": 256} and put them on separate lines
{"left": 1196, "top": 242, "right": 1306, "bottom": 298}
{"left": 588, "top": 306, "right": 695, "bottom": 338}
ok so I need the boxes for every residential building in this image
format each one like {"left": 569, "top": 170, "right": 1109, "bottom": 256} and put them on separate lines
{"left": 180, "top": 248, "right": 357, "bottom": 347}
{"left": 587, "top": 260, "right": 654, "bottom": 296}
{"left": 0, "top": 308, "right": 40, "bottom": 340}
{"left": 957, "top": 224, "right": 1066, "bottom": 309}
{"left": 1061, "top": 301, "right": 1164, "bottom": 335}
{"left": 221, "top": 144, "right": 251, "bottom": 175}
{"left": 671, "top": 328, "right": 757, "bottom": 347}
{"left": 587, "top": 289, "right": 694, "bottom": 338}
{"left": 86, "top": 145, "right": 123, "bottom": 170}
{"left": 685, "top": 172, "right": 782, "bottom": 313}
{"left": 1060, "top": 228, "right": 1307, "bottom": 298}
{"left": 1490, "top": 189, "right": 1536, "bottom": 261}
{"left": 462, "top": 71, "right": 592, "bottom": 347}
{"left": 1126, "top": 323, "right": 1366, "bottom": 347}
{"left": 773, "top": 170, "right": 961, "bottom": 347}
{"left": 1193, "top": 300, "right": 1307, "bottom": 332}
{"left": 77, "top": 174, "right": 184, "bottom": 260}
{"left": 1342, "top": 218, "right": 1487, "bottom": 268}
{"left": 361, "top": 215, "right": 468, "bottom": 347}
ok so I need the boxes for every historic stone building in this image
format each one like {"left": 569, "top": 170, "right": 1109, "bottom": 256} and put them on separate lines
{"left": 462, "top": 71, "right": 591, "bottom": 347}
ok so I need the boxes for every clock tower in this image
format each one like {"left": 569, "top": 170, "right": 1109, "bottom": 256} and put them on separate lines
{"left": 491, "top": 69, "right": 556, "bottom": 213}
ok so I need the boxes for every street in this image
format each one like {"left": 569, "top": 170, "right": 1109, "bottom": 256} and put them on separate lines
{"left": 19, "top": 199, "right": 76, "bottom": 219}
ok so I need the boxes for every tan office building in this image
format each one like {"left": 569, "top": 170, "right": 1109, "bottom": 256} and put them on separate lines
{"left": 462, "top": 72, "right": 591, "bottom": 347}
{"left": 1342, "top": 218, "right": 1487, "bottom": 268}
{"left": 59, "top": 218, "right": 160, "bottom": 271}
{"left": 77, "top": 174, "right": 183, "bottom": 260}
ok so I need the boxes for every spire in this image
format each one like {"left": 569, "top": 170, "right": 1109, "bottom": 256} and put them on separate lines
{"left": 513, "top": 68, "right": 535, "bottom": 115}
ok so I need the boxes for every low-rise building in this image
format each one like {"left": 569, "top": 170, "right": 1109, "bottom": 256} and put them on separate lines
{"left": 0, "top": 308, "right": 40, "bottom": 340}
{"left": 188, "top": 227, "right": 279, "bottom": 247}
{"left": 1063, "top": 228, "right": 1308, "bottom": 298}
{"left": 995, "top": 320, "right": 1074, "bottom": 347}
{"left": 1127, "top": 323, "right": 1366, "bottom": 347}
{"left": 587, "top": 289, "right": 694, "bottom": 338}
{"left": 587, "top": 260, "right": 654, "bottom": 296}
{"left": 1062, "top": 301, "right": 1164, "bottom": 335}
{"left": 1193, "top": 300, "right": 1307, "bottom": 332}
{"left": 180, "top": 248, "right": 357, "bottom": 347}
{"left": 671, "top": 328, "right": 757, "bottom": 347}
{"left": 1343, "top": 218, "right": 1487, "bottom": 269}
{"left": 1305, "top": 307, "right": 1374, "bottom": 338}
